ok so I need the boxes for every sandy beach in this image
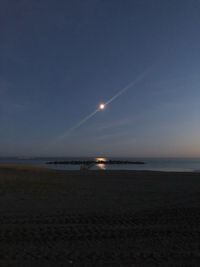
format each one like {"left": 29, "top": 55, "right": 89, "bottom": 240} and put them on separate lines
{"left": 0, "top": 165, "right": 200, "bottom": 266}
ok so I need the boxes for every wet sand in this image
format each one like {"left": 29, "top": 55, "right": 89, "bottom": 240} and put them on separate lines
{"left": 0, "top": 165, "right": 200, "bottom": 266}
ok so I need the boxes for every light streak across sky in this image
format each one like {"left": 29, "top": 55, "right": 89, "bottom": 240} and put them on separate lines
{"left": 56, "top": 67, "right": 151, "bottom": 141}
{"left": 63, "top": 108, "right": 100, "bottom": 135}
{"left": 105, "top": 68, "right": 149, "bottom": 105}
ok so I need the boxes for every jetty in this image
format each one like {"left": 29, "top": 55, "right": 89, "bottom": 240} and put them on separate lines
{"left": 46, "top": 160, "right": 145, "bottom": 165}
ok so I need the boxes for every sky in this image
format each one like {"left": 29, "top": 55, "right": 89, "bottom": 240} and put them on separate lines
{"left": 1, "top": 0, "right": 200, "bottom": 157}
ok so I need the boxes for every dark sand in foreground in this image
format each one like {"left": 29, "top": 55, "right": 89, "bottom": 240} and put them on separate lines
{"left": 0, "top": 165, "right": 200, "bottom": 266}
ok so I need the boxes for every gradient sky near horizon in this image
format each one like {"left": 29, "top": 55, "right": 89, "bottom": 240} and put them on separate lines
{"left": 1, "top": 0, "right": 200, "bottom": 157}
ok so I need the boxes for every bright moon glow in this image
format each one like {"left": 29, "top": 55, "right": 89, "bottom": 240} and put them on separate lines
{"left": 99, "top": 103, "right": 105, "bottom": 110}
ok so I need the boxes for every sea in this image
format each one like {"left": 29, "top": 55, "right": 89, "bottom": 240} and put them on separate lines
{"left": 1, "top": 157, "right": 200, "bottom": 172}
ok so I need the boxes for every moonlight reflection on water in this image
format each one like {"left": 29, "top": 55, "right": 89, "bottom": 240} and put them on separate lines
{"left": 96, "top": 157, "right": 106, "bottom": 170}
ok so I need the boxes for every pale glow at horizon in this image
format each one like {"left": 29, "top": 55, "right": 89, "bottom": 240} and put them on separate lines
{"left": 96, "top": 157, "right": 106, "bottom": 162}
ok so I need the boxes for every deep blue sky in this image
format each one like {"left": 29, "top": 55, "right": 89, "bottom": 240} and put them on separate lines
{"left": 1, "top": 0, "right": 200, "bottom": 157}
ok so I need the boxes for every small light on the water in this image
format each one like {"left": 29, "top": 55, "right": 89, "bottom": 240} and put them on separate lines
{"left": 96, "top": 157, "right": 106, "bottom": 170}
{"left": 98, "top": 163, "right": 106, "bottom": 170}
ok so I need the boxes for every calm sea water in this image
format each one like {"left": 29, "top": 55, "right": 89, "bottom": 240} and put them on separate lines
{"left": 1, "top": 157, "right": 200, "bottom": 172}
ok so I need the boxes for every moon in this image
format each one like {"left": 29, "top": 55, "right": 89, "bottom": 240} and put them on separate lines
{"left": 99, "top": 103, "right": 105, "bottom": 110}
